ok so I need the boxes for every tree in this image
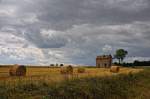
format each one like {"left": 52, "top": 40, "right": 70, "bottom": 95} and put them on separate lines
{"left": 114, "top": 49, "right": 128, "bottom": 64}
{"left": 50, "top": 64, "right": 54, "bottom": 66}
{"left": 56, "top": 63, "right": 58, "bottom": 67}
{"left": 60, "top": 64, "right": 64, "bottom": 67}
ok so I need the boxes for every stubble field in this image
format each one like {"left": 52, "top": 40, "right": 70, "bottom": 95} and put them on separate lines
{"left": 0, "top": 66, "right": 142, "bottom": 83}
{"left": 0, "top": 66, "right": 150, "bottom": 99}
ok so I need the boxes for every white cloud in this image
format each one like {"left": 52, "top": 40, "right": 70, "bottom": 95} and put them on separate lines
{"left": 40, "top": 29, "right": 59, "bottom": 38}
{"left": 0, "top": 47, "right": 45, "bottom": 63}
{"left": 0, "top": 32, "right": 34, "bottom": 48}
{"left": 0, "top": 6, "right": 17, "bottom": 17}
{"left": 102, "top": 45, "right": 112, "bottom": 54}
{"left": 20, "top": 13, "right": 39, "bottom": 24}
{"left": 125, "top": 57, "right": 150, "bottom": 63}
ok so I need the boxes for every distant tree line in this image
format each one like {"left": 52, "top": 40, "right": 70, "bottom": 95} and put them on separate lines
{"left": 133, "top": 60, "right": 150, "bottom": 66}
{"left": 114, "top": 60, "right": 150, "bottom": 67}
{"left": 50, "top": 63, "right": 64, "bottom": 67}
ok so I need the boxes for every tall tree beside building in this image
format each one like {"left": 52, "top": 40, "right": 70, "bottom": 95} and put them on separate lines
{"left": 114, "top": 49, "right": 128, "bottom": 64}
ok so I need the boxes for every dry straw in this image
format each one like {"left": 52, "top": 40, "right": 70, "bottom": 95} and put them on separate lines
{"left": 60, "top": 65, "right": 73, "bottom": 74}
{"left": 110, "top": 66, "right": 120, "bottom": 73}
{"left": 9, "top": 64, "right": 26, "bottom": 76}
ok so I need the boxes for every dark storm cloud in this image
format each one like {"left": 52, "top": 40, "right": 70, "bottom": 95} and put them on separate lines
{"left": 24, "top": 29, "right": 68, "bottom": 48}
{"left": 1, "top": 0, "right": 149, "bottom": 30}
{"left": 25, "top": 0, "right": 150, "bottom": 30}
{"left": 0, "top": 0, "right": 150, "bottom": 65}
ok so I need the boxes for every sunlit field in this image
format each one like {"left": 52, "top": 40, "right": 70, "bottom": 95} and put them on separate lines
{"left": 0, "top": 66, "right": 149, "bottom": 99}
{"left": 0, "top": 66, "right": 143, "bottom": 83}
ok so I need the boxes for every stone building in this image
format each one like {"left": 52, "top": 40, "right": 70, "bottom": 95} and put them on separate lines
{"left": 96, "top": 55, "right": 112, "bottom": 68}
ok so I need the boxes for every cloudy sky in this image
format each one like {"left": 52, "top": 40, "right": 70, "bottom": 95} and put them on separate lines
{"left": 0, "top": 0, "right": 150, "bottom": 65}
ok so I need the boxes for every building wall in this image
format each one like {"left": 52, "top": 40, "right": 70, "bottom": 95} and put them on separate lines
{"left": 96, "top": 55, "right": 112, "bottom": 68}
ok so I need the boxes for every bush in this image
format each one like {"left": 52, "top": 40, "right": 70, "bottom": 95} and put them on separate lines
{"left": 60, "top": 64, "right": 64, "bottom": 67}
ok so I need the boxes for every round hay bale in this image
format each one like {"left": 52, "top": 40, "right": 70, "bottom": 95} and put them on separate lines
{"left": 77, "top": 67, "right": 85, "bottom": 73}
{"left": 60, "top": 65, "right": 73, "bottom": 74}
{"left": 110, "top": 66, "right": 120, "bottom": 73}
{"left": 9, "top": 65, "right": 26, "bottom": 76}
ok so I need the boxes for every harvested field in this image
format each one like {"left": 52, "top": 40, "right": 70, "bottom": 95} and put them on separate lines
{"left": 0, "top": 66, "right": 149, "bottom": 99}
{"left": 0, "top": 66, "right": 143, "bottom": 83}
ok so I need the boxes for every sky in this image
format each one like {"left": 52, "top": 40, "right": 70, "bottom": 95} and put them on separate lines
{"left": 0, "top": 0, "right": 150, "bottom": 65}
